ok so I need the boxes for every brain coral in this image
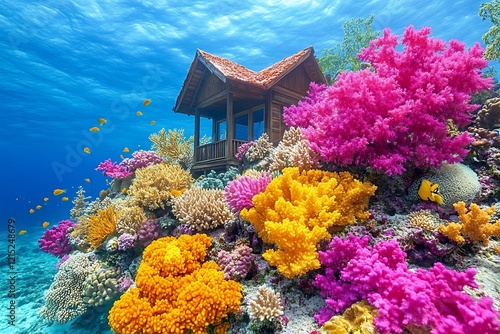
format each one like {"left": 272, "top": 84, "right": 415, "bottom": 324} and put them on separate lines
{"left": 409, "top": 163, "right": 480, "bottom": 206}
{"left": 108, "top": 234, "right": 242, "bottom": 334}
{"left": 240, "top": 167, "right": 376, "bottom": 278}
{"left": 128, "top": 162, "right": 193, "bottom": 210}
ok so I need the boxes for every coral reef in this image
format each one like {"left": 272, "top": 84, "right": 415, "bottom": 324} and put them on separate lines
{"left": 217, "top": 244, "right": 254, "bottom": 280}
{"left": 96, "top": 158, "right": 133, "bottom": 179}
{"left": 70, "top": 186, "right": 91, "bottom": 220}
{"left": 320, "top": 300, "right": 376, "bottom": 334}
{"left": 86, "top": 206, "right": 118, "bottom": 250}
{"left": 82, "top": 267, "right": 120, "bottom": 307}
{"left": 108, "top": 234, "right": 242, "bottom": 334}
{"left": 408, "top": 163, "right": 481, "bottom": 206}
{"left": 194, "top": 167, "right": 239, "bottom": 190}
{"left": 40, "top": 253, "right": 98, "bottom": 323}
{"left": 172, "top": 187, "right": 233, "bottom": 231}
{"left": 476, "top": 97, "right": 500, "bottom": 130}
{"left": 136, "top": 219, "right": 161, "bottom": 247}
{"left": 439, "top": 201, "right": 500, "bottom": 245}
{"left": 248, "top": 285, "right": 283, "bottom": 321}
{"left": 38, "top": 220, "right": 75, "bottom": 257}
{"left": 313, "top": 234, "right": 500, "bottom": 334}
{"left": 149, "top": 128, "right": 194, "bottom": 169}
{"left": 268, "top": 127, "right": 320, "bottom": 172}
{"left": 240, "top": 167, "right": 376, "bottom": 278}
{"left": 284, "top": 27, "right": 492, "bottom": 175}
{"left": 117, "top": 233, "right": 137, "bottom": 251}
{"left": 116, "top": 206, "right": 148, "bottom": 235}
{"left": 119, "top": 150, "right": 163, "bottom": 172}
{"left": 128, "top": 162, "right": 193, "bottom": 210}
{"left": 224, "top": 172, "right": 272, "bottom": 215}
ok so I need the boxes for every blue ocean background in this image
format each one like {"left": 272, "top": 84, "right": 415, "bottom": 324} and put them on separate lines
{"left": 0, "top": 1, "right": 497, "bottom": 333}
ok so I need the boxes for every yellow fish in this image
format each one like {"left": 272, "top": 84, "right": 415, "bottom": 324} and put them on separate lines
{"left": 53, "top": 189, "right": 66, "bottom": 196}
{"left": 29, "top": 209, "right": 34, "bottom": 214}
{"left": 120, "top": 154, "right": 124, "bottom": 159}
{"left": 61, "top": 197, "right": 69, "bottom": 202}
{"left": 136, "top": 111, "right": 142, "bottom": 116}
{"left": 83, "top": 147, "right": 91, "bottom": 154}
{"left": 85, "top": 178, "right": 91, "bottom": 183}
{"left": 418, "top": 179, "right": 444, "bottom": 205}
{"left": 143, "top": 99, "right": 151, "bottom": 106}
{"left": 19, "top": 230, "right": 27, "bottom": 235}
{"left": 43, "top": 197, "right": 49, "bottom": 202}
{"left": 121, "top": 188, "right": 128, "bottom": 194}
{"left": 170, "top": 188, "right": 187, "bottom": 197}
{"left": 36, "top": 205, "right": 42, "bottom": 210}
{"left": 42, "top": 222, "right": 49, "bottom": 228}
{"left": 98, "top": 118, "right": 107, "bottom": 126}
{"left": 150, "top": 120, "right": 156, "bottom": 125}
{"left": 90, "top": 126, "right": 100, "bottom": 132}
{"left": 123, "top": 147, "right": 129, "bottom": 153}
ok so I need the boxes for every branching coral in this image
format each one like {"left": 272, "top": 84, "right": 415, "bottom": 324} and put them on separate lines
{"left": 116, "top": 206, "right": 148, "bottom": 235}
{"left": 248, "top": 285, "right": 283, "bottom": 321}
{"left": 172, "top": 187, "right": 233, "bottom": 231}
{"left": 40, "top": 253, "right": 99, "bottom": 323}
{"left": 86, "top": 206, "right": 118, "bottom": 250}
{"left": 149, "top": 128, "right": 194, "bottom": 168}
{"left": 96, "top": 158, "right": 133, "bottom": 179}
{"left": 224, "top": 172, "right": 272, "bottom": 215}
{"left": 70, "top": 186, "right": 91, "bottom": 220}
{"left": 439, "top": 201, "right": 500, "bottom": 245}
{"left": 284, "top": 26, "right": 492, "bottom": 175}
{"left": 245, "top": 133, "right": 273, "bottom": 162}
{"left": 268, "top": 127, "right": 320, "bottom": 172}
{"left": 120, "top": 150, "right": 163, "bottom": 172}
{"left": 240, "top": 167, "right": 376, "bottom": 278}
{"left": 38, "top": 220, "right": 75, "bottom": 257}
{"left": 128, "top": 162, "right": 193, "bottom": 210}
{"left": 313, "top": 234, "right": 500, "bottom": 334}
{"left": 108, "top": 234, "right": 242, "bottom": 334}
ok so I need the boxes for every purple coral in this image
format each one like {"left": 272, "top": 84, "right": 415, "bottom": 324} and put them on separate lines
{"left": 313, "top": 234, "right": 500, "bottom": 334}
{"left": 117, "top": 233, "right": 136, "bottom": 251}
{"left": 38, "top": 220, "right": 75, "bottom": 257}
{"left": 136, "top": 219, "right": 160, "bottom": 247}
{"left": 120, "top": 150, "right": 163, "bottom": 172}
{"left": 235, "top": 141, "right": 255, "bottom": 161}
{"left": 224, "top": 173, "right": 272, "bottom": 214}
{"left": 217, "top": 244, "right": 254, "bottom": 280}
{"left": 96, "top": 158, "right": 133, "bottom": 179}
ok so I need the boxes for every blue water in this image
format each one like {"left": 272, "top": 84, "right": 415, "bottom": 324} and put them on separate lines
{"left": 0, "top": 1, "right": 496, "bottom": 333}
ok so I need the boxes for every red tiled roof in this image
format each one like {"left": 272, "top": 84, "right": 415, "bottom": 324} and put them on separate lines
{"left": 198, "top": 47, "right": 312, "bottom": 88}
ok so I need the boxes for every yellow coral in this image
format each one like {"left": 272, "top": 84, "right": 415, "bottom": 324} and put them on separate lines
{"left": 149, "top": 128, "right": 194, "bottom": 167}
{"left": 87, "top": 206, "right": 117, "bottom": 249}
{"left": 128, "top": 162, "right": 193, "bottom": 210}
{"left": 439, "top": 201, "right": 500, "bottom": 246}
{"left": 108, "top": 234, "right": 242, "bottom": 334}
{"left": 321, "top": 300, "right": 377, "bottom": 334}
{"left": 116, "top": 206, "right": 149, "bottom": 234}
{"left": 240, "top": 167, "right": 376, "bottom": 278}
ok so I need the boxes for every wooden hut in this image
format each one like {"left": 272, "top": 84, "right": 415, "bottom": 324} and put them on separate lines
{"left": 173, "top": 46, "right": 326, "bottom": 175}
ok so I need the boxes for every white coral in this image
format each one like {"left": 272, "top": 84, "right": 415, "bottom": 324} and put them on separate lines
{"left": 248, "top": 285, "right": 283, "bottom": 321}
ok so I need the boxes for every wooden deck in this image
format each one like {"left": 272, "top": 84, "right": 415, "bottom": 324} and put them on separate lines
{"left": 192, "top": 139, "right": 247, "bottom": 175}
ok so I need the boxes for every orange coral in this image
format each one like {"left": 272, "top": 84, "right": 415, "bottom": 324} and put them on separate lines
{"left": 108, "top": 234, "right": 242, "bottom": 334}
{"left": 86, "top": 206, "right": 117, "bottom": 249}
{"left": 439, "top": 201, "right": 500, "bottom": 246}
{"left": 240, "top": 167, "right": 376, "bottom": 278}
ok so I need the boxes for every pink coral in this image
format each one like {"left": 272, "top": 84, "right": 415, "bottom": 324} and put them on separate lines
{"left": 119, "top": 150, "right": 163, "bottom": 172}
{"left": 224, "top": 173, "right": 272, "bottom": 214}
{"left": 136, "top": 219, "right": 160, "bottom": 247}
{"left": 217, "top": 244, "right": 254, "bottom": 280}
{"left": 117, "top": 233, "right": 136, "bottom": 251}
{"left": 95, "top": 158, "right": 133, "bottom": 179}
{"left": 313, "top": 234, "right": 500, "bottom": 334}
{"left": 284, "top": 26, "right": 492, "bottom": 175}
{"left": 38, "top": 220, "right": 75, "bottom": 257}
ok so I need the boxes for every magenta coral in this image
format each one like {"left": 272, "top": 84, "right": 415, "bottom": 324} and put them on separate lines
{"left": 38, "top": 220, "right": 75, "bottom": 258}
{"left": 217, "top": 244, "right": 254, "bottom": 280}
{"left": 95, "top": 158, "right": 133, "bottom": 179}
{"left": 284, "top": 26, "right": 492, "bottom": 175}
{"left": 235, "top": 141, "right": 255, "bottom": 161}
{"left": 224, "top": 173, "right": 272, "bottom": 214}
{"left": 313, "top": 234, "right": 500, "bottom": 334}
{"left": 136, "top": 219, "right": 160, "bottom": 247}
{"left": 119, "top": 150, "right": 163, "bottom": 172}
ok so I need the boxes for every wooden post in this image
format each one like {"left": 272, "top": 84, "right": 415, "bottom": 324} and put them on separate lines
{"left": 194, "top": 108, "right": 200, "bottom": 162}
{"left": 226, "top": 92, "right": 234, "bottom": 159}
